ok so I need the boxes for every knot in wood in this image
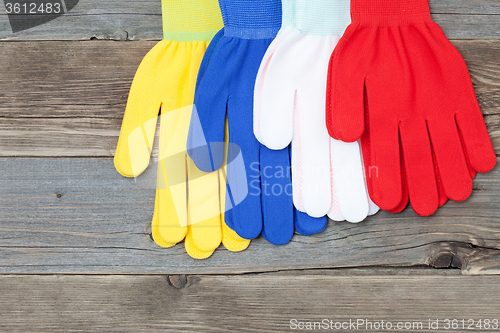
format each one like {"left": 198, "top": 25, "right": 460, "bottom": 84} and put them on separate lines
{"left": 168, "top": 275, "right": 187, "bottom": 289}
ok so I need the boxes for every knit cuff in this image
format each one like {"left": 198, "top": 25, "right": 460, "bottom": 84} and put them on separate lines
{"left": 162, "top": 0, "right": 224, "bottom": 42}
{"left": 351, "top": 0, "right": 432, "bottom": 26}
{"left": 223, "top": 26, "right": 280, "bottom": 39}
{"left": 281, "top": 0, "right": 294, "bottom": 28}
{"left": 219, "top": 0, "right": 282, "bottom": 39}
{"left": 294, "top": 0, "right": 350, "bottom": 36}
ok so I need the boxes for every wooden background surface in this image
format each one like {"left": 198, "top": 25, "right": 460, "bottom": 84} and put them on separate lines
{"left": 0, "top": 0, "right": 499, "bottom": 331}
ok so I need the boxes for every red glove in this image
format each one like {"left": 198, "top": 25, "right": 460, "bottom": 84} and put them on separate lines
{"left": 326, "top": 0, "right": 496, "bottom": 216}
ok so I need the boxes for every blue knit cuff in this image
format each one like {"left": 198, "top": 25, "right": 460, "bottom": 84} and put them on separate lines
{"left": 219, "top": 0, "right": 282, "bottom": 39}
{"left": 223, "top": 26, "right": 280, "bottom": 39}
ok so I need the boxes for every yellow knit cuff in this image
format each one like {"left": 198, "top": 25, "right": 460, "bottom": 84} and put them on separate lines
{"left": 162, "top": 0, "right": 224, "bottom": 42}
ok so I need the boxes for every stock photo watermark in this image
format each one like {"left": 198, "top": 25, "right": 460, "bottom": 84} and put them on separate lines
{"left": 289, "top": 318, "right": 499, "bottom": 331}
{"left": 128, "top": 106, "right": 248, "bottom": 227}
{"left": 248, "top": 161, "right": 377, "bottom": 198}
{"left": 3, "top": 0, "right": 79, "bottom": 33}
{"left": 128, "top": 105, "right": 377, "bottom": 227}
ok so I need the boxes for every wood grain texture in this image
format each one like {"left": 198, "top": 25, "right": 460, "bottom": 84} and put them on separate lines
{"left": 0, "top": 271, "right": 499, "bottom": 332}
{"left": 0, "top": 40, "right": 153, "bottom": 157}
{"left": 0, "top": 0, "right": 164, "bottom": 41}
{"left": 0, "top": 0, "right": 499, "bottom": 40}
{"left": 0, "top": 39, "right": 499, "bottom": 157}
{"left": 431, "top": 0, "right": 500, "bottom": 14}
{"left": 0, "top": 157, "right": 499, "bottom": 274}
{"left": 0, "top": 2, "right": 498, "bottom": 329}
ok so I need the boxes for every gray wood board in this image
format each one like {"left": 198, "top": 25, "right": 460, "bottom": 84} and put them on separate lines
{"left": 0, "top": 39, "right": 499, "bottom": 157}
{"left": 0, "top": 271, "right": 499, "bottom": 332}
{"left": 0, "top": 157, "right": 499, "bottom": 274}
{"left": 0, "top": 0, "right": 499, "bottom": 40}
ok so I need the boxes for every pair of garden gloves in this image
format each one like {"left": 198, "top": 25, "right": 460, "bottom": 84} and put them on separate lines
{"left": 115, "top": 0, "right": 496, "bottom": 259}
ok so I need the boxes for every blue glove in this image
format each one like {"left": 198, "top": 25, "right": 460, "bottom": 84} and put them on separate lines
{"left": 188, "top": 0, "right": 326, "bottom": 244}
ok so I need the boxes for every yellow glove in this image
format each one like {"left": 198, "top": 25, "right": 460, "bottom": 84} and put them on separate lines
{"left": 114, "top": 0, "right": 250, "bottom": 259}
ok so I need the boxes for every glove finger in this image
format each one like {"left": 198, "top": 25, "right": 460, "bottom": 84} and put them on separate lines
{"left": 258, "top": 29, "right": 303, "bottom": 149}
{"left": 221, "top": 221, "right": 251, "bottom": 252}
{"left": 260, "top": 146, "right": 294, "bottom": 245}
{"left": 158, "top": 157, "right": 188, "bottom": 244}
{"left": 254, "top": 25, "right": 296, "bottom": 144}
{"left": 151, "top": 189, "right": 177, "bottom": 248}
{"left": 361, "top": 138, "right": 380, "bottom": 216}
{"left": 367, "top": 199, "right": 380, "bottom": 216}
{"left": 187, "top": 32, "right": 225, "bottom": 173}
{"left": 188, "top": 39, "right": 233, "bottom": 172}
{"left": 188, "top": 114, "right": 229, "bottom": 252}
{"left": 431, "top": 120, "right": 476, "bottom": 208}
{"left": 220, "top": 119, "right": 238, "bottom": 232}
{"left": 225, "top": 143, "right": 262, "bottom": 239}
{"left": 433, "top": 145, "right": 450, "bottom": 208}
{"left": 220, "top": 115, "right": 257, "bottom": 238}
{"left": 295, "top": 209, "right": 328, "bottom": 236}
{"left": 185, "top": 227, "right": 215, "bottom": 260}
{"left": 224, "top": 53, "right": 267, "bottom": 239}
{"left": 327, "top": 24, "right": 369, "bottom": 142}
{"left": 189, "top": 110, "right": 231, "bottom": 251}
{"left": 115, "top": 41, "right": 172, "bottom": 178}
{"left": 456, "top": 107, "right": 496, "bottom": 174}
{"left": 290, "top": 101, "right": 306, "bottom": 214}
{"left": 158, "top": 100, "right": 205, "bottom": 244}
{"left": 427, "top": 117, "right": 472, "bottom": 202}
{"left": 362, "top": 85, "right": 403, "bottom": 211}
{"left": 384, "top": 141, "right": 409, "bottom": 214}
{"left": 294, "top": 36, "right": 338, "bottom": 218}
{"left": 295, "top": 89, "right": 332, "bottom": 218}
{"left": 400, "top": 120, "right": 439, "bottom": 216}
{"left": 187, "top": 157, "right": 223, "bottom": 252}
{"left": 330, "top": 139, "right": 370, "bottom": 222}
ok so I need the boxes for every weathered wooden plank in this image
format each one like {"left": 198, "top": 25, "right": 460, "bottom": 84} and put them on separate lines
{"left": 0, "top": 271, "right": 499, "bottom": 332}
{"left": 0, "top": 40, "right": 152, "bottom": 157}
{"left": 0, "top": 0, "right": 499, "bottom": 40}
{"left": 0, "top": 0, "right": 164, "bottom": 41}
{"left": 432, "top": 0, "right": 500, "bottom": 14}
{"left": 0, "top": 157, "right": 499, "bottom": 274}
{"left": 433, "top": 14, "right": 500, "bottom": 39}
{"left": 0, "top": 39, "right": 499, "bottom": 157}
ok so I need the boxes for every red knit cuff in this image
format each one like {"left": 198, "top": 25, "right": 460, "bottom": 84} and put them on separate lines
{"left": 351, "top": 0, "right": 432, "bottom": 26}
